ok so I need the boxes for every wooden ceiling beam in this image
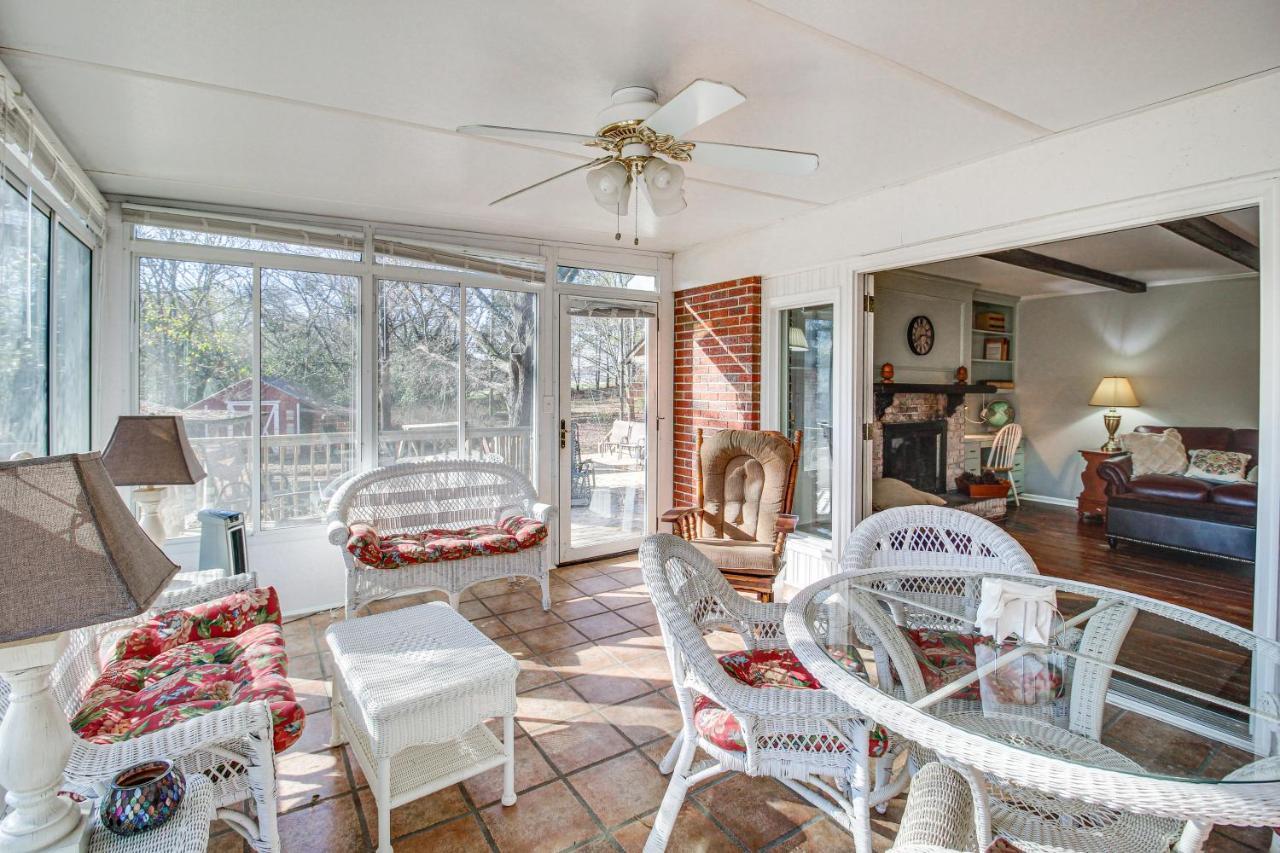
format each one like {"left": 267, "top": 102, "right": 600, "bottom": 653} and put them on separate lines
{"left": 1159, "top": 217, "right": 1259, "bottom": 271}
{"left": 981, "top": 248, "right": 1147, "bottom": 294}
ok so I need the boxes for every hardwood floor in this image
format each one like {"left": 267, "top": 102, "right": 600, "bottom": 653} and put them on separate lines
{"left": 1003, "top": 501, "right": 1255, "bottom": 707}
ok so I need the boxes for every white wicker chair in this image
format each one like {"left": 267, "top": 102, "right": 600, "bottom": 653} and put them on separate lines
{"left": 0, "top": 572, "right": 283, "bottom": 852}
{"left": 888, "top": 762, "right": 976, "bottom": 853}
{"left": 640, "top": 534, "right": 906, "bottom": 853}
{"left": 325, "top": 460, "right": 556, "bottom": 617}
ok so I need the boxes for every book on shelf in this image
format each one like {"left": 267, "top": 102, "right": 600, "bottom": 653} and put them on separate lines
{"left": 988, "top": 380, "right": 1015, "bottom": 390}
{"left": 975, "top": 310, "right": 1007, "bottom": 331}
{"left": 984, "top": 338, "right": 1004, "bottom": 360}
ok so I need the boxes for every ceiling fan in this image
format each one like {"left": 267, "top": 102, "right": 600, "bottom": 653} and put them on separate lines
{"left": 457, "top": 80, "right": 819, "bottom": 244}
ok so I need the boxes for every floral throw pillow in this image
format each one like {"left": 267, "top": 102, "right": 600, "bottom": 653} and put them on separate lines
{"left": 1185, "top": 449, "right": 1250, "bottom": 484}
{"left": 1121, "top": 429, "right": 1187, "bottom": 477}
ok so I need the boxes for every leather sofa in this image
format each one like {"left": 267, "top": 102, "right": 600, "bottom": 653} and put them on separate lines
{"left": 1097, "top": 426, "right": 1257, "bottom": 562}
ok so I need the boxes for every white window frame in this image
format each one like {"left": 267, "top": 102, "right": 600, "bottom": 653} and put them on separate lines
{"left": 118, "top": 202, "right": 673, "bottom": 547}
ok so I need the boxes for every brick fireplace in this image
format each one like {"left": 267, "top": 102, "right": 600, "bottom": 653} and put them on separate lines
{"left": 872, "top": 393, "right": 966, "bottom": 493}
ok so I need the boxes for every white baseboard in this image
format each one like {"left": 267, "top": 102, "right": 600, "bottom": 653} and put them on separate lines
{"left": 1019, "top": 493, "right": 1077, "bottom": 509}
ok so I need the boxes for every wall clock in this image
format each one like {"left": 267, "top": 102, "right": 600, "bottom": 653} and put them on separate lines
{"left": 907, "top": 315, "right": 934, "bottom": 355}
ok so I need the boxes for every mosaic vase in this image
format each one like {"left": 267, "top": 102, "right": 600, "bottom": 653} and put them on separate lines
{"left": 99, "top": 760, "right": 186, "bottom": 836}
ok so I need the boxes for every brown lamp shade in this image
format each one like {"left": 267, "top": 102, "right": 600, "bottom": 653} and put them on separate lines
{"left": 0, "top": 453, "right": 181, "bottom": 643}
{"left": 1088, "top": 376, "right": 1140, "bottom": 408}
{"left": 102, "top": 415, "right": 206, "bottom": 486}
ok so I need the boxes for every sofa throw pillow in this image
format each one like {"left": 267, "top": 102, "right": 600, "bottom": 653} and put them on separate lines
{"left": 1121, "top": 429, "right": 1187, "bottom": 477}
{"left": 1186, "top": 448, "right": 1250, "bottom": 483}
{"left": 872, "top": 477, "right": 946, "bottom": 511}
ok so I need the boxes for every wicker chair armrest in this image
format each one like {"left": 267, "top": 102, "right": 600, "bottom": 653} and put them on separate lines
{"left": 327, "top": 513, "right": 352, "bottom": 546}
{"left": 523, "top": 502, "right": 557, "bottom": 525}
{"left": 709, "top": 674, "right": 854, "bottom": 721}
{"left": 66, "top": 699, "right": 275, "bottom": 792}
{"left": 153, "top": 572, "right": 260, "bottom": 612}
{"left": 661, "top": 506, "right": 701, "bottom": 541}
{"left": 1097, "top": 454, "right": 1134, "bottom": 495}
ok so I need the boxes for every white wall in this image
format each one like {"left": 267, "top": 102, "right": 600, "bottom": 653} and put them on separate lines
{"left": 675, "top": 72, "right": 1280, "bottom": 288}
{"left": 1017, "top": 277, "right": 1260, "bottom": 501}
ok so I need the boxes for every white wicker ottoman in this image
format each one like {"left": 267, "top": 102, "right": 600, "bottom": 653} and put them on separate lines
{"left": 325, "top": 602, "right": 519, "bottom": 853}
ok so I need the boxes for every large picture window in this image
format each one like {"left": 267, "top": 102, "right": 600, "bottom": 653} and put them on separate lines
{"left": 781, "top": 304, "right": 834, "bottom": 538}
{"left": 133, "top": 215, "right": 546, "bottom": 538}
{"left": 0, "top": 179, "right": 92, "bottom": 459}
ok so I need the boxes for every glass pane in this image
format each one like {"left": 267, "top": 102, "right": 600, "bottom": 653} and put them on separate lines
{"left": 0, "top": 183, "right": 50, "bottom": 457}
{"left": 52, "top": 225, "right": 91, "bottom": 453}
{"left": 138, "top": 256, "right": 253, "bottom": 535}
{"left": 782, "top": 305, "right": 833, "bottom": 538}
{"left": 464, "top": 288, "right": 536, "bottom": 478}
{"left": 259, "top": 269, "right": 359, "bottom": 529}
{"left": 568, "top": 311, "right": 648, "bottom": 551}
{"left": 377, "top": 279, "right": 461, "bottom": 464}
{"left": 557, "top": 266, "right": 656, "bottom": 291}
{"left": 133, "top": 224, "right": 361, "bottom": 261}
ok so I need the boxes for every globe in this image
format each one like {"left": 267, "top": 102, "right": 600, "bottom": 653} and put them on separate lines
{"left": 982, "top": 400, "right": 1015, "bottom": 428}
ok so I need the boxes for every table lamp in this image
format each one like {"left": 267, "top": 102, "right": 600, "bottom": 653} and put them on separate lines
{"left": 1088, "top": 376, "right": 1140, "bottom": 452}
{"left": 101, "top": 415, "right": 205, "bottom": 544}
{"left": 0, "top": 453, "right": 180, "bottom": 851}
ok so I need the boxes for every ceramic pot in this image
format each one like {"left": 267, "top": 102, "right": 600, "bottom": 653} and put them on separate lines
{"left": 99, "top": 760, "right": 186, "bottom": 836}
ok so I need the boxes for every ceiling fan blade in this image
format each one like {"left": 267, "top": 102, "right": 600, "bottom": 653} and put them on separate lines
{"left": 688, "top": 140, "right": 819, "bottom": 176}
{"left": 458, "top": 124, "right": 601, "bottom": 147}
{"left": 643, "top": 79, "right": 745, "bottom": 138}
{"left": 488, "top": 157, "right": 613, "bottom": 206}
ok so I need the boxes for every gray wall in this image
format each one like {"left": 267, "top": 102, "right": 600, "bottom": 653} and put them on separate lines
{"left": 874, "top": 271, "right": 976, "bottom": 384}
{"left": 1017, "top": 277, "right": 1260, "bottom": 500}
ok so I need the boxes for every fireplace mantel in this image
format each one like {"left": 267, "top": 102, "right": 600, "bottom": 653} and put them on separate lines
{"left": 874, "top": 382, "right": 997, "bottom": 419}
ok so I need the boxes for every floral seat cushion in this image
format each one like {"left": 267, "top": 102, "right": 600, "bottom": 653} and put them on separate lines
{"left": 692, "top": 648, "right": 891, "bottom": 758}
{"left": 345, "top": 516, "right": 548, "bottom": 570}
{"left": 72, "top": 587, "right": 304, "bottom": 754}
{"left": 897, "top": 628, "right": 1064, "bottom": 705}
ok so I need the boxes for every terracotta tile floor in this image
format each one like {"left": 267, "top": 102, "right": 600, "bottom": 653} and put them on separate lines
{"left": 210, "top": 555, "right": 1268, "bottom": 852}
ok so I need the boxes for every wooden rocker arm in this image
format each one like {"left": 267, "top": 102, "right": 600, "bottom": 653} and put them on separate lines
{"left": 661, "top": 506, "right": 701, "bottom": 540}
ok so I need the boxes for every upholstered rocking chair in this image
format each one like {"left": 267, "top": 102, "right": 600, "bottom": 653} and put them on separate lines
{"left": 662, "top": 428, "right": 802, "bottom": 602}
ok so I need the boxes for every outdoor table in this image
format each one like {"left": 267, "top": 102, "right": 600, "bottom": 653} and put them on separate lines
{"left": 783, "top": 568, "right": 1280, "bottom": 852}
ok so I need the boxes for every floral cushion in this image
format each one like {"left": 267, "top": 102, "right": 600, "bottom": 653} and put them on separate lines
{"left": 896, "top": 628, "right": 1064, "bottom": 706}
{"left": 72, "top": 587, "right": 304, "bottom": 754}
{"left": 692, "top": 648, "right": 890, "bottom": 758}
{"left": 345, "top": 516, "right": 548, "bottom": 570}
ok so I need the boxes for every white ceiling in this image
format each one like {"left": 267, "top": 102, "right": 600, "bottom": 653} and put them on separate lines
{"left": 1, "top": 1, "right": 1277, "bottom": 253}
{"left": 906, "top": 208, "right": 1260, "bottom": 298}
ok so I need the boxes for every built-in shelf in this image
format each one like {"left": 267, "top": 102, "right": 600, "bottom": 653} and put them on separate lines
{"left": 873, "top": 382, "right": 998, "bottom": 419}
{"left": 971, "top": 298, "right": 1016, "bottom": 387}
{"left": 971, "top": 329, "right": 1012, "bottom": 337}
{"left": 972, "top": 358, "right": 1013, "bottom": 364}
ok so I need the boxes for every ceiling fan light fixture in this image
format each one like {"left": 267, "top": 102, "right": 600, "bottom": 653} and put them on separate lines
{"left": 586, "top": 161, "right": 631, "bottom": 213}
{"left": 641, "top": 158, "right": 686, "bottom": 216}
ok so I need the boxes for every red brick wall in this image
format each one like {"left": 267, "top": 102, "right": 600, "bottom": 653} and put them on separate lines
{"left": 672, "top": 277, "right": 762, "bottom": 507}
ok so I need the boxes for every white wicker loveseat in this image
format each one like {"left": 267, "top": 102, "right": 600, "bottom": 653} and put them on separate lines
{"left": 0, "top": 573, "right": 283, "bottom": 852}
{"left": 326, "top": 460, "right": 556, "bottom": 617}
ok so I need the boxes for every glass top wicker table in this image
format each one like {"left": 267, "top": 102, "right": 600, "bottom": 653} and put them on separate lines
{"left": 782, "top": 568, "right": 1280, "bottom": 852}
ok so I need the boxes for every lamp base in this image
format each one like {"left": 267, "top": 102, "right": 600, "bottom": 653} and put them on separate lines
{"left": 1100, "top": 408, "right": 1123, "bottom": 452}
{"left": 0, "top": 636, "right": 91, "bottom": 853}
{"left": 133, "top": 486, "right": 168, "bottom": 545}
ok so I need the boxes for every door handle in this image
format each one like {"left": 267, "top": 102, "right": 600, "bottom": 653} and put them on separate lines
{"left": 559, "top": 419, "right": 567, "bottom": 450}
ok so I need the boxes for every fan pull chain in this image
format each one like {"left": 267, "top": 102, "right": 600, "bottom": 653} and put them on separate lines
{"left": 633, "top": 179, "right": 640, "bottom": 246}
{"left": 615, "top": 192, "right": 621, "bottom": 242}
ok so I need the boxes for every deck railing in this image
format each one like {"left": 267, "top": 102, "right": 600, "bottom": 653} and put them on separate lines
{"left": 172, "top": 425, "right": 533, "bottom": 531}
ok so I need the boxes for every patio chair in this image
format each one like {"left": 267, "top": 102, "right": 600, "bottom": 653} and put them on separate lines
{"left": 640, "top": 534, "right": 906, "bottom": 853}
{"left": 0, "top": 572, "right": 284, "bottom": 852}
{"left": 326, "top": 459, "right": 556, "bottom": 616}
{"left": 570, "top": 421, "right": 595, "bottom": 507}
{"left": 599, "top": 419, "right": 645, "bottom": 459}
{"left": 661, "top": 427, "right": 802, "bottom": 602}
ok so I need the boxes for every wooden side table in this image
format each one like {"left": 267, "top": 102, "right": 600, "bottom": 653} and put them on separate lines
{"left": 1077, "top": 449, "right": 1123, "bottom": 520}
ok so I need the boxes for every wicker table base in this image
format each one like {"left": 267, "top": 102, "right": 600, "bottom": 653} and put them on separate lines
{"left": 88, "top": 775, "right": 215, "bottom": 853}
{"left": 326, "top": 602, "right": 519, "bottom": 853}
